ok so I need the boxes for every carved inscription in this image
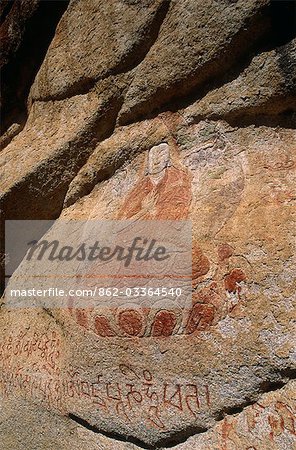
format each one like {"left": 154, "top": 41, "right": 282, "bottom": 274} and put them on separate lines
{"left": 0, "top": 330, "right": 60, "bottom": 374}
{"left": 0, "top": 353, "right": 211, "bottom": 430}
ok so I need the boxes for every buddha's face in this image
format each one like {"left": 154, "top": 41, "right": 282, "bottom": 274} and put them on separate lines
{"left": 147, "top": 143, "right": 170, "bottom": 176}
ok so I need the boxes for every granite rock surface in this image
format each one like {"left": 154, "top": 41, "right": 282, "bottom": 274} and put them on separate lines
{"left": 0, "top": 0, "right": 295, "bottom": 449}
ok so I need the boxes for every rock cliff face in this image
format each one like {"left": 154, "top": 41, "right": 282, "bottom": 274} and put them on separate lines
{"left": 0, "top": 1, "right": 295, "bottom": 449}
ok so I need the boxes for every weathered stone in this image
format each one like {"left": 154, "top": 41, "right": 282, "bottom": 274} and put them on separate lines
{"left": 0, "top": 0, "right": 39, "bottom": 68}
{"left": 185, "top": 38, "right": 296, "bottom": 123}
{"left": 1, "top": 0, "right": 295, "bottom": 448}
{"left": 0, "top": 397, "right": 137, "bottom": 450}
{"left": 64, "top": 116, "right": 170, "bottom": 208}
{"left": 0, "top": 123, "right": 23, "bottom": 151}
{"left": 30, "top": 0, "right": 170, "bottom": 101}
{"left": 175, "top": 380, "right": 296, "bottom": 449}
{"left": 0, "top": 0, "right": 68, "bottom": 133}
{"left": 2, "top": 118, "right": 295, "bottom": 447}
{"left": 118, "top": 0, "right": 272, "bottom": 124}
{"left": 0, "top": 74, "right": 128, "bottom": 292}
{"left": 1, "top": 379, "right": 295, "bottom": 449}
{"left": 0, "top": 74, "right": 129, "bottom": 221}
